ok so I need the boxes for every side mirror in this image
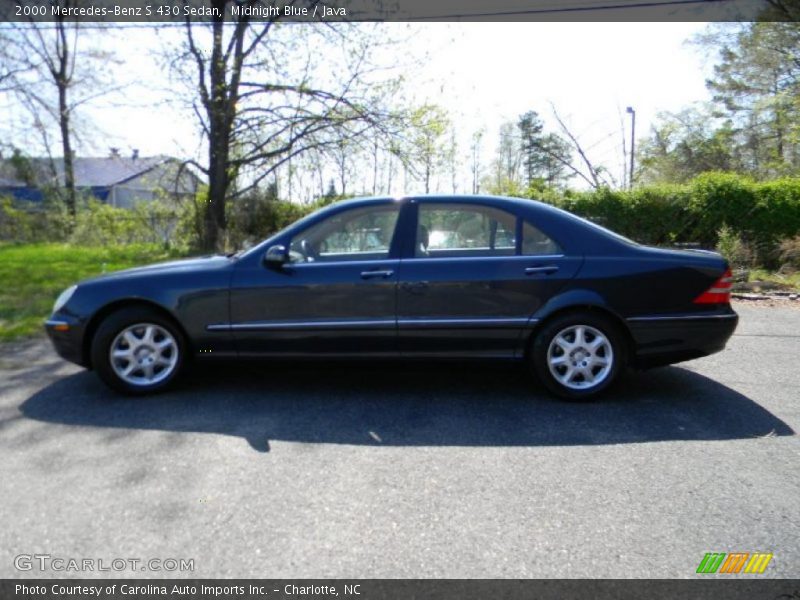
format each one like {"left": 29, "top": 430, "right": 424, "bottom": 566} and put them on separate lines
{"left": 263, "top": 244, "right": 288, "bottom": 267}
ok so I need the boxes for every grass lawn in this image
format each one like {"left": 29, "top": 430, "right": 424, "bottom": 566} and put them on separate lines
{"left": 0, "top": 243, "right": 185, "bottom": 341}
{"left": 746, "top": 268, "right": 800, "bottom": 292}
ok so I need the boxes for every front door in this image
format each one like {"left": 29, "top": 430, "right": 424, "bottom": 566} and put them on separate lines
{"left": 229, "top": 202, "right": 402, "bottom": 357}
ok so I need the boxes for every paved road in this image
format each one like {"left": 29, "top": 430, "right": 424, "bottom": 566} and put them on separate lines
{"left": 1, "top": 304, "right": 798, "bottom": 579}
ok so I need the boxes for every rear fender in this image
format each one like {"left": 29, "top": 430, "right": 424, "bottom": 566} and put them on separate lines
{"left": 517, "top": 289, "right": 632, "bottom": 360}
{"left": 530, "top": 288, "right": 617, "bottom": 323}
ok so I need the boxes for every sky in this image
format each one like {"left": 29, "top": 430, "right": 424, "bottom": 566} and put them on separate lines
{"left": 407, "top": 22, "right": 712, "bottom": 186}
{"left": 7, "top": 21, "right": 714, "bottom": 195}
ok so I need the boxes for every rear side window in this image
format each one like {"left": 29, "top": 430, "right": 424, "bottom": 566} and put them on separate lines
{"left": 416, "top": 203, "right": 517, "bottom": 258}
{"left": 522, "top": 221, "right": 561, "bottom": 255}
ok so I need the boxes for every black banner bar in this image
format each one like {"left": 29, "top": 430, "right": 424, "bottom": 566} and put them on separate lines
{"left": 0, "top": 0, "right": 793, "bottom": 23}
{"left": 3, "top": 579, "right": 800, "bottom": 600}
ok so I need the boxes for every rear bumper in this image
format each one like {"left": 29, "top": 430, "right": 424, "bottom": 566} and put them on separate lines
{"left": 627, "top": 311, "right": 738, "bottom": 368}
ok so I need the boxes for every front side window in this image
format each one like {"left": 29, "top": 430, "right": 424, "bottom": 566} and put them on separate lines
{"left": 289, "top": 205, "right": 399, "bottom": 263}
{"left": 416, "top": 203, "right": 517, "bottom": 258}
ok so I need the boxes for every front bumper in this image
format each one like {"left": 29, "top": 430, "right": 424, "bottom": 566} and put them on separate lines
{"left": 44, "top": 316, "right": 88, "bottom": 367}
{"left": 627, "top": 311, "right": 739, "bottom": 368}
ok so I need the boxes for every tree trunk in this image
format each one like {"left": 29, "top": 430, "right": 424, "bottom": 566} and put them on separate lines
{"left": 58, "top": 81, "right": 76, "bottom": 217}
{"left": 372, "top": 137, "right": 379, "bottom": 195}
{"left": 424, "top": 160, "right": 431, "bottom": 194}
{"left": 55, "top": 17, "right": 76, "bottom": 218}
{"left": 203, "top": 15, "right": 230, "bottom": 253}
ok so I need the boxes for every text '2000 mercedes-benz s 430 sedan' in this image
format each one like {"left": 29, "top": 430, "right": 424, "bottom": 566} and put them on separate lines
{"left": 45, "top": 195, "right": 738, "bottom": 400}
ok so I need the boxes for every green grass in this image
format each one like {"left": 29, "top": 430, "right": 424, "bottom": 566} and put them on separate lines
{"left": 0, "top": 243, "right": 185, "bottom": 341}
{"left": 747, "top": 268, "right": 800, "bottom": 292}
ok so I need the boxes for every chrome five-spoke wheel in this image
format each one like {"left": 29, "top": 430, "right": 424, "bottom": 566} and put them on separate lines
{"left": 109, "top": 323, "right": 179, "bottom": 387}
{"left": 547, "top": 324, "right": 613, "bottom": 390}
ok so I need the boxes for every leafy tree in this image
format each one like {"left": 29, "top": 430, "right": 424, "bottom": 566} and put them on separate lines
{"left": 700, "top": 23, "right": 800, "bottom": 177}
{"left": 517, "top": 110, "right": 571, "bottom": 188}
{"left": 637, "top": 106, "right": 739, "bottom": 183}
{"left": 495, "top": 121, "right": 521, "bottom": 185}
{"left": 405, "top": 104, "right": 450, "bottom": 194}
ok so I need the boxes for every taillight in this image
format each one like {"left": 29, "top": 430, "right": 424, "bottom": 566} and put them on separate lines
{"left": 694, "top": 268, "right": 733, "bottom": 304}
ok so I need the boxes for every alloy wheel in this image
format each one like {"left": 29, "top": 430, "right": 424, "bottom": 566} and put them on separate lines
{"left": 546, "top": 324, "right": 614, "bottom": 391}
{"left": 109, "top": 323, "right": 179, "bottom": 387}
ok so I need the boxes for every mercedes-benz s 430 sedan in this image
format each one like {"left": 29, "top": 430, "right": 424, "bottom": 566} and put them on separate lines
{"left": 45, "top": 195, "right": 738, "bottom": 400}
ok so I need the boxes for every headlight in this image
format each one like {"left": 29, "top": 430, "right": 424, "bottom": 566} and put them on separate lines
{"left": 53, "top": 285, "right": 77, "bottom": 314}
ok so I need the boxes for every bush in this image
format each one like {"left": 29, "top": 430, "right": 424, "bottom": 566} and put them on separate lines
{"left": 715, "top": 223, "right": 752, "bottom": 268}
{"left": 1, "top": 194, "right": 193, "bottom": 249}
{"left": 69, "top": 200, "right": 181, "bottom": 248}
{"left": 530, "top": 172, "right": 800, "bottom": 265}
{"left": 227, "top": 188, "right": 314, "bottom": 250}
{"left": 0, "top": 196, "right": 70, "bottom": 243}
{"left": 778, "top": 236, "right": 800, "bottom": 271}
{"left": 546, "top": 184, "right": 694, "bottom": 246}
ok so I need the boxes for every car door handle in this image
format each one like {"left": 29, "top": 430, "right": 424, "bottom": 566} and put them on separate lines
{"left": 360, "top": 269, "right": 394, "bottom": 279}
{"left": 525, "top": 265, "right": 559, "bottom": 275}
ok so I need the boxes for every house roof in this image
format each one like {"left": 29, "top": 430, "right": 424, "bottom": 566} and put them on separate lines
{"left": 0, "top": 155, "right": 177, "bottom": 188}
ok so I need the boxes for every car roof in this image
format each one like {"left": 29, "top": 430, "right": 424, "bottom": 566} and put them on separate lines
{"left": 245, "top": 194, "right": 635, "bottom": 260}
{"left": 327, "top": 194, "right": 552, "bottom": 212}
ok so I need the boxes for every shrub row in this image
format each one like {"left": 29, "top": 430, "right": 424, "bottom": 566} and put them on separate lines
{"left": 0, "top": 197, "right": 189, "bottom": 249}
{"left": 534, "top": 173, "right": 800, "bottom": 256}
{"left": 4, "top": 173, "right": 800, "bottom": 267}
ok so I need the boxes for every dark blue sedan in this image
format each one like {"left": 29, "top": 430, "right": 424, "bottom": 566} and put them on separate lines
{"left": 45, "top": 195, "right": 738, "bottom": 399}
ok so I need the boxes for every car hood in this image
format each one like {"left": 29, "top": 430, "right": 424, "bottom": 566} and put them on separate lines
{"left": 84, "top": 255, "right": 234, "bottom": 283}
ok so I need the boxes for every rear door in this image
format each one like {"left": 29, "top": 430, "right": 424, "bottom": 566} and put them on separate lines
{"left": 396, "top": 199, "right": 581, "bottom": 358}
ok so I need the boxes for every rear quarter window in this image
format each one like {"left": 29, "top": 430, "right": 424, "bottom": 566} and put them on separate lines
{"left": 522, "top": 221, "right": 562, "bottom": 255}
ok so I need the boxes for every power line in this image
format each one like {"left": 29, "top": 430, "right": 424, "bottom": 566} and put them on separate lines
{"left": 405, "top": 0, "right": 740, "bottom": 20}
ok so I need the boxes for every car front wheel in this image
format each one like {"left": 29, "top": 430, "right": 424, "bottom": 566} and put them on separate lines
{"left": 91, "top": 307, "right": 186, "bottom": 395}
{"left": 532, "top": 312, "right": 625, "bottom": 400}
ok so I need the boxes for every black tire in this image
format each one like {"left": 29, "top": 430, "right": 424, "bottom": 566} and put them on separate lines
{"left": 531, "top": 311, "right": 626, "bottom": 401}
{"left": 90, "top": 306, "right": 186, "bottom": 395}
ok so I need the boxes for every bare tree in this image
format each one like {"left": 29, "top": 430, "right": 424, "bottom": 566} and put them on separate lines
{"left": 330, "top": 138, "right": 355, "bottom": 197}
{"left": 0, "top": 32, "right": 27, "bottom": 94}
{"left": 4, "top": 14, "right": 79, "bottom": 213}
{"left": 170, "top": 3, "right": 403, "bottom": 251}
{"left": 470, "top": 128, "right": 483, "bottom": 194}
{"left": 4, "top": 5, "right": 116, "bottom": 216}
{"left": 445, "top": 127, "right": 458, "bottom": 194}
{"left": 550, "top": 104, "right": 612, "bottom": 189}
{"left": 371, "top": 134, "right": 380, "bottom": 195}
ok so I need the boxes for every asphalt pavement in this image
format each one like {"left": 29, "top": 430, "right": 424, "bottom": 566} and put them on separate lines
{"left": 0, "top": 304, "right": 798, "bottom": 579}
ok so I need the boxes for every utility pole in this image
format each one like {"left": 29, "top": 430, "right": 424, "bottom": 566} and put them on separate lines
{"left": 626, "top": 106, "right": 636, "bottom": 189}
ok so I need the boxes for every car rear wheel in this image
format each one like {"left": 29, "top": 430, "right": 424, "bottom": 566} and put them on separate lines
{"left": 91, "top": 307, "right": 186, "bottom": 395}
{"left": 532, "top": 312, "right": 625, "bottom": 400}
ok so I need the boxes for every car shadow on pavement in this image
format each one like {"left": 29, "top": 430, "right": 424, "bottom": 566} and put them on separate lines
{"left": 20, "top": 361, "right": 794, "bottom": 452}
